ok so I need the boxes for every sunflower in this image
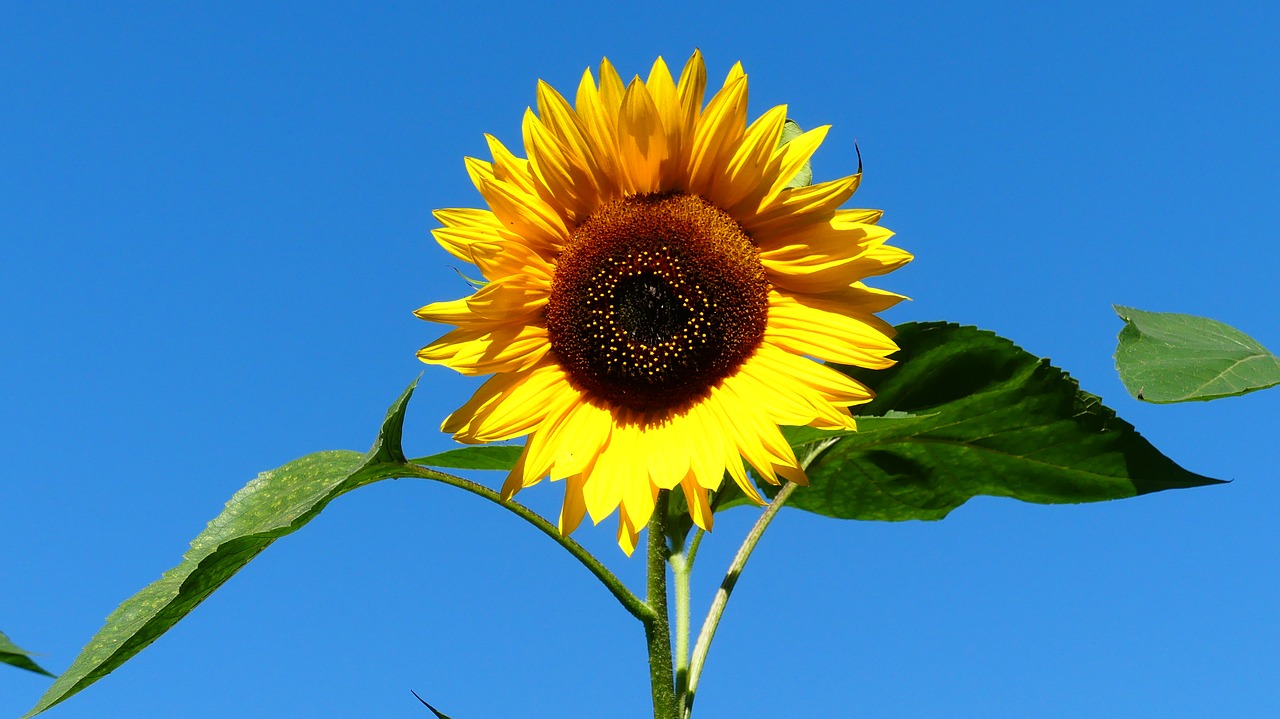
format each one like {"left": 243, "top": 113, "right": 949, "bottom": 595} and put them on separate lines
{"left": 416, "top": 52, "right": 910, "bottom": 553}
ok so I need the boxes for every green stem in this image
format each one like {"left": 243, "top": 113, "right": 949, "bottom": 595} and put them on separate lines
{"left": 682, "top": 481, "right": 799, "bottom": 719}
{"left": 397, "top": 463, "right": 653, "bottom": 624}
{"left": 645, "top": 491, "right": 678, "bottom": 719}
{"left": 670, "top": 550, "right": 691, "bottom": 703}
{"left": 672, "top": 528, "right": 703, "bottom": 717}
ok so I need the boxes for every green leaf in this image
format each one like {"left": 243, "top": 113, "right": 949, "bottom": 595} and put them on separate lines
{"left": 773, "top": 323, "right": 1223, "bottom": 521}
{"left": 778, "top": 119, "right": 813, "bottom": 189}
{"left": 411, "top": 444, "right": 523, "bottom": 471}
{"left": 24, "top": 380, "right": 421, "bottom": 718}
{"left": 1, "top": 630, "right": 55, "bottom": 678}
{"left": 1114, "top": 305, "right": 1280, "bottom": 403}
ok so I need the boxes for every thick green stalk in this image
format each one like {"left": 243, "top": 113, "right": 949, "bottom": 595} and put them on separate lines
{"left": 645, "top": 491, "right": 677, "bottom": 719}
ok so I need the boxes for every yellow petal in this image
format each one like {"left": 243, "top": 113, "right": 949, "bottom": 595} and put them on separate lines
{"left": 484, "top": 134, "right": 538, "bottom": 197}
{"left": 683, "top": 401, "right": 730, "bottom": 493}
{"left": 685, "top": 74, "right": 747, "bottom": 197}
{"left": 417, "top": 323, "right": 550, "bottom": 376}
{"left": 528, "top": 397, "right": 611, "bottom": 482}
{"left": 431, "top": 208, "right": 504, "bottom": 261}
{"left": 616, "top": 78, "right": 668, "bottom": 194}
{"left": 723, "top": 61, "right": 745, "bottom": 88}
{"left": 518, "top": 391, "right": 584, "bottom": 485}
{"left": 680, "top": 479, "right": 714, "bottom": 531}
{"left": 675, "top": 50, "right": 707, "bottom": 165}
{"left": 642, "top": 417, "right": 692, "bottom": 490}
{"left": 475, "top": 175, "right": 569, "bottom": 252}
{"left": 752, "top": 342, "right": 876, "bottom": 407}
{"left": 559, "top": 473, "right": 589, "bottom": 535}
{"left": 754, "top": 124, "right": 831, "bottom": 211}
{"left": 616, "top": 515, "right": 639, "bottom": 556}
{"left": 709, "top": 104, "right": 787, "bottom": 210}
{"left": 583, "top": 423, "right": 626, "bottom": 524}
{"left": 756, "top": 211, "right": 895, "bottom": 257}
{"left": 501, "top": 442, "right": 530, "bottom": 500}
{"left": 467, "top": 238, "right": 553, "bottom": 282}
{"left": 443, "top": 361, "right": 574, "bottom": 443}
{"left": 620, "top": 469, "right": 658, "bottom": 546}
{"left": 741, "top": 175, "right": 860, "bottom": 236}
{"left": 537, "top": 81, "right": 605, "bottom": 175}
{"left": 732, "top": 352, "right": 855, "bottom": 429}
{"left": 696, "top": 392, "right": 763, "bottom": 502}
{"left": 522, "top": 108, "right": 597, "bottom": 221}
{"left": 766, "top": 290, "right": 900, "bottom": 368}
{"left": 766, "top": 241, "right": 913, "bottom": 294}
{"left": 597, "top": 58, "right": 626, "bottom": 122}
{"left": 645, "top": 56, "right": 683, "bottom": 187}
{"left": 574, "top": 68, "right": 622, "bottom": 187}
{"left": 712, "top": 378, "right": 805, "bottom": 486}
{"left": 414, "top": 274, "right": 548, "bottom": 326}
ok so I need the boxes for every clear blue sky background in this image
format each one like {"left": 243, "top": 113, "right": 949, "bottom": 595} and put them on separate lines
{"left": 3, "top": 3, "right": 1278, "bottom": 717}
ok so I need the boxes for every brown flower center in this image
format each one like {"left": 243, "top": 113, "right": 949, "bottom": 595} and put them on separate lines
{"left": 545, "top": 193, "right": 769, "bottom": 415}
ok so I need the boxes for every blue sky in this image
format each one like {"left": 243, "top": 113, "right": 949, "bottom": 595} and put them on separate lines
{"left": 2, "top": 2, "right": 1277, "bottom": 717}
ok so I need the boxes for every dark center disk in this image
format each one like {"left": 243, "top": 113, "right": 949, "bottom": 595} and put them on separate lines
{"left": 544, "top": 193, "right": 769, "bottom": 415}
{"left": 614, "top": 273, "right": 685, "bottom": 346}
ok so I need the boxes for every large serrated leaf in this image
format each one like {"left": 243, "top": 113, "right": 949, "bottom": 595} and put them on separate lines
{"left": 1114, "top": 305, "right": 1280, "bottom": 403}
{"left": 1, "top": 630, "right": 54, "bottom": 677}
{"left": 773, "top": 323, "right": 1223, "bottom": 521}
{"left": 24, "top": 380, "right": 421, "bottom": 717}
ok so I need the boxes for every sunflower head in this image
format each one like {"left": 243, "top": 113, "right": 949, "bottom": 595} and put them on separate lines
{"left": 417, "top": 52, "right": 911, "bottom": 554}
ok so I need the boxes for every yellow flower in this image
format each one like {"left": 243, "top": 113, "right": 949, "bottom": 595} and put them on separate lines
{"left": 416, "top": 52, "right": 911, "bottom": 553}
